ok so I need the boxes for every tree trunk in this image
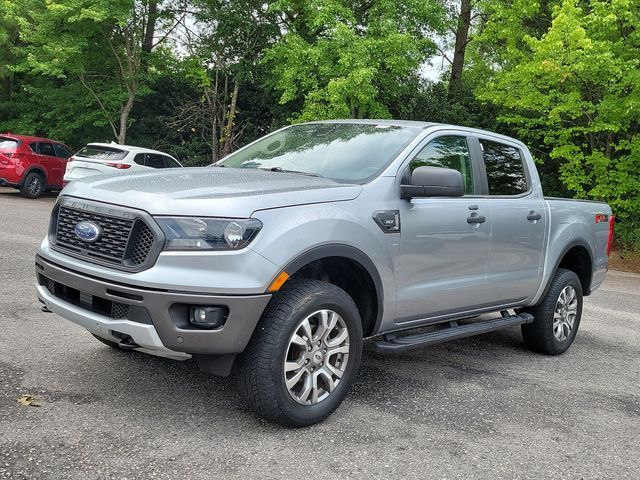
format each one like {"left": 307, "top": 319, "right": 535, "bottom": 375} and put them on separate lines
{"left": 449, "top": 0, "right": 472, "bottom": 93}
{"left": 143, "top": 1, "right": 157, "bottom": 54}
{"left": 222, "top": 81, "right": 240, "bottom": 157}
{"left": 118, "top": 89, "right": 136, "bottom": 144}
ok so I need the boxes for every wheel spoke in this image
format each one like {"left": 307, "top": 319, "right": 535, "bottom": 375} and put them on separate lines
{"left": 327, "top": 344, "right": 349, "bottom": 357}
{"left": 326, "top": 327, "right": 348, "bottom": 347}
{"left": 291, "top": 334, "right": 307, "bottom": 347}
{"left": 286, "top": 367, "right": 306, "bottom": 389}
{"left": 300, "top": 318, "right": 313, "bottom": 342}
{"left": 285, "top": 360, "right": 303, "bottom": 373}
{"left": 318, "top": 368, "right": 336, "bottom": 393}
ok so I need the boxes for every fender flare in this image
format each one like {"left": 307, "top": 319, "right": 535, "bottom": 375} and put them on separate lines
{"left": 540, "top": 239, "right": 594, "bottom": 300}
{"left": 280, "top": 244, "right": 385, "bottom": 334}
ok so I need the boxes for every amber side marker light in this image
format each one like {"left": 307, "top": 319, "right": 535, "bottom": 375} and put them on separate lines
{"left": 268, "top": 271, "right": 290, "bottom": 292}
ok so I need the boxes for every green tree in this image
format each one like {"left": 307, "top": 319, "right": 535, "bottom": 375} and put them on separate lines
{"left": 265, "top": 0, "right": 448, "bottom": 121}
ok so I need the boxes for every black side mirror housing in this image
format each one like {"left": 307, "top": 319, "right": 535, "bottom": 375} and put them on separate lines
{"left": 401, "top": 166, "right": 464, "bottom": 199}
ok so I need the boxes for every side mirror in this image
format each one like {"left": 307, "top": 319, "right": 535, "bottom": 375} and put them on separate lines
{"left": 401, "top": 166, "right": 464, "bottom": 199}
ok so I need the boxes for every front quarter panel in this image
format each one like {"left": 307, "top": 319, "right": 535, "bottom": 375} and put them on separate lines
{"left": 249, "top": 188, "right": 400, "bottom": 332}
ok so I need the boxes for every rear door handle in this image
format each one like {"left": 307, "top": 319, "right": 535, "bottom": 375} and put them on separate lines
{"left": 467, "top": 213, "right": 486, "bottom": 224}
{"left": 527, "top": 211, "right": 542, "bottom": 221}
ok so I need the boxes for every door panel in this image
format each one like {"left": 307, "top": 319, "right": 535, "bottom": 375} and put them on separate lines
{"left": 485, "top": 198, "right": 546, "bottom": 304}
{"left": 396, "top": 198, "right": 491, "bottom": 321}
{"left": 395, "top": 134, "right": 491, "bottom": 322}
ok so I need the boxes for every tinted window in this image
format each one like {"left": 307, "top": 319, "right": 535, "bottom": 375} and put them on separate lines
{"left": 133, "top": 153, "right": 146, "bottom": 165}
{"left": 146, "top": 154, "right": 165, "bottom": 169}
{"left": 409, "top": 136, "right": 474, "bottom": 194}
{"left": 39, "top": 142, "right": 56, "bottom": 157}
{"left": 219, "top": 123, "right": 421, "bottom": 183}
{"left": 164, "top": 156, "right": 182, "bottom": 168}
{"left": 480, "top": 140, "right": 528, "bottom": 195}
{"left": 54, "top": 144, "right": 72, "bottom": 158}
{"left": 29, "top": 142, "right": 39, "bottom": 153}
{"left": 76, "top": 145, "right": 127, "bottom": 161}
{"left": 0, "top": 137, "right": 19, "bottom": 150}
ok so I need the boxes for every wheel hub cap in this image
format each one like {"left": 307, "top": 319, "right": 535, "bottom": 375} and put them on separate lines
{"left": 283, "top": 309, "right": 350, "bottom": 405}
{"left": 553, "top": 285, "right": 578, "bottom": 342}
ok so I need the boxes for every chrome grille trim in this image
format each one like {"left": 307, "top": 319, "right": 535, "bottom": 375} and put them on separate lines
{"left": 49, "top": 197, "right": 165, "bottom": 272}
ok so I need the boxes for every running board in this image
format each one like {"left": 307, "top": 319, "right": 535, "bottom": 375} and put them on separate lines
{"left": 374, "top": 313, "right": 534, "bottom": 354}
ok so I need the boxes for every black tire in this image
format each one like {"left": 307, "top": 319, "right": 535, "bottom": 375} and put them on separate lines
{"left": 91, "top": 333, "right": 128, "bottom": 351}
{"left": 236, "top": 278, "right": 363, "bottom": 427}
{"left": 521, "top": 268, "right": 583, "bottom": 355}
{"left": 20, "top": 172, "right": 44, "bottom": 199}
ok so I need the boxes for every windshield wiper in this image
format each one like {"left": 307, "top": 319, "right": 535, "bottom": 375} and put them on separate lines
{"left": 262, "top": 166, "right": 320, "bottom": 177}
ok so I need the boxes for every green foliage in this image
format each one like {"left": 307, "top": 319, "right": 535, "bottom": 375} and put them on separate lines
{"left": 264, "top": 0, "right": 447, "bottom": 121}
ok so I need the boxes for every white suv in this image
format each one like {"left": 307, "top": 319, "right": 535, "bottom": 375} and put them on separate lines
{"left": 64, "top": 143, "right": 182, "bottom": 184}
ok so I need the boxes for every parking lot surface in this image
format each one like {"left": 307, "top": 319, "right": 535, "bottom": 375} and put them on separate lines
{"left": 1, "top": 186, "right": 638, "bottom": 479}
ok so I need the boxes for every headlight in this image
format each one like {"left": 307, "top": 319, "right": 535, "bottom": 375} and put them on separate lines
{"left": 155, "top": 217, "right": 262, "bottom": 251}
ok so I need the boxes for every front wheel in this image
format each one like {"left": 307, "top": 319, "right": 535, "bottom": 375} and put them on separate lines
{"left": 521, "top": 268, "right": 583, "bottom": 355}
{"left": 236, "top": 278, "right": 363, "bottom": 427}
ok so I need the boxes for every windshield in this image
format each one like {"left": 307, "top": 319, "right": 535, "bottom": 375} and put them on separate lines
{"left": 218, "top": 123, "right": 421, "bottom": 183}
{"left": 76, "top": 145, "right": 127, "bottom": 161}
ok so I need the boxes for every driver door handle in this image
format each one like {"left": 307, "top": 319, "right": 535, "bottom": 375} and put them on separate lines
{"left": 467, "top": 213, "right": 486, "bottom": 224}
{"left": 527, "top": 211, "right": 542, "bottom": 221}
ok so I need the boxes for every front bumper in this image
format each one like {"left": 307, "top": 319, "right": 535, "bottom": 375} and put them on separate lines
{"left": 35, "top": 255, "right": 272, "bottom": 356}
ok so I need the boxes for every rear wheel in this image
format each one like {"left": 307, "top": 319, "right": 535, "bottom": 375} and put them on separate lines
{"left": 521, "top": 268, "right": 583, "bottom": 355}
{"left": 236, "top": 278, "right": 363, "bottom": 427}
{"left": 20, "top": 172, "right": 44, "bottom": 199}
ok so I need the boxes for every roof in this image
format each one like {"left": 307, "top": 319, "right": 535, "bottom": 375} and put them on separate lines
{"left": 306, "top": 119, "right": 440, "bottom": 129}
{"left": 85, "top": 142, "right": 170, "bottom": 155}
{"left": 0, "top": 133, "right": 64, "bottom": 143}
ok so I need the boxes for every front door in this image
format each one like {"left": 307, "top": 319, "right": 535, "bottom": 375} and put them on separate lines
{"left": 395, "top": 134, "right": 492, "bottom": 323}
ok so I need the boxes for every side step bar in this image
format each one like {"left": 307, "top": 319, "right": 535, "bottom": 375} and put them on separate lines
{"left": 374, "top": 312, "right": 534, "bottom": 354}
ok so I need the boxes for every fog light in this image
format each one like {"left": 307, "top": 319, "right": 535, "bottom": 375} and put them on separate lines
{"left": 189, "top": 306, "right": 227, "bottom": 329}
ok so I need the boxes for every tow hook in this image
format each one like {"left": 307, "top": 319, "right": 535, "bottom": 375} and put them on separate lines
{"left": 41, "top": 305, "right": 52, "bottom": 313}
{"left": 117, "top": 336, "right": 140, "bottom": 350}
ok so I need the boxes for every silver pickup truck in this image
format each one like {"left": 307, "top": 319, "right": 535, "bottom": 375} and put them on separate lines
{"left": 35, "top": 120, "right": 614, "bottom": 426}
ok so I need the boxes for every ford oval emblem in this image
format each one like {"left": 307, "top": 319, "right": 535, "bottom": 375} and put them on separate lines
{"left": 74, "top": 221, "right": 102, "bottom": 243}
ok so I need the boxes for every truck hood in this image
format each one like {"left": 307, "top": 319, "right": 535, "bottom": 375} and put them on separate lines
{"left": 61, "top": 167, "right": 362, "bottom": 217}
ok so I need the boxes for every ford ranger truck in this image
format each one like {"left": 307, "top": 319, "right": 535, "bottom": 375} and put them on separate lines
{"left": 35, "top": 120, "right": 614, "bottom": 427}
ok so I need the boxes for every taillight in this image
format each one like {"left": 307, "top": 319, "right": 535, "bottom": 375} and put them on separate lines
{"left": 105, "top": 163, "right": 131, "bottom": 169}
{"left": 606, "top": 216, "right": 615, "bottom": 257}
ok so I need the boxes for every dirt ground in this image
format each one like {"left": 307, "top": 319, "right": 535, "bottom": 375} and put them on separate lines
{"left": 608, "top": 250, "right": 640, "bottom": 274}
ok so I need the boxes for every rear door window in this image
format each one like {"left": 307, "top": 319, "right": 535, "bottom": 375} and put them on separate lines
{"left": 145, "top": 154, "right": 165, "bottom": 169}
{"left": 54, "top": 144, "right": 72, "bottom": 158}
{"left": 133, "top": 153, "right": 146, "bottom": 165}
{"left": 479, "top": 139, "right": 528, "bottom": 195}
{"left": 39, "top": 142, "right": 57, "bottom": 157}
{"left": 0, "top": 137, "right": 19, "bottom": 150}
{"left": 76, "top": 145, "right": 128, "bottom": 161}
{"left": 163, "top": 156, "right": 182, "bottom": 168}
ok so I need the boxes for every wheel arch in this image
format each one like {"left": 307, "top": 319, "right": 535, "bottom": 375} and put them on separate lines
{"left": 278, "top": 244, "right": 384, "bottom": 337}
{"left": 544, "top": 240, "right": 594, "bottom": 299}
{"left": 22, "top": 165, "right": 48, "bottom": 185}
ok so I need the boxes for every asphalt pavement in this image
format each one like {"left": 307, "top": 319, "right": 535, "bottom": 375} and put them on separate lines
{"left": 1, "top": 186, "right": 638, "bottom": 479}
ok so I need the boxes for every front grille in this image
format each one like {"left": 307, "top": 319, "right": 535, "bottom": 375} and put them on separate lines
{"left": 51, "top": 203, "right": 159, "bottom": 270}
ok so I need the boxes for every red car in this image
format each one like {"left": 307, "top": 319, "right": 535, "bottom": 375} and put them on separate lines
{"left": 0, "top": 133, "right": 73, "bottom": 198}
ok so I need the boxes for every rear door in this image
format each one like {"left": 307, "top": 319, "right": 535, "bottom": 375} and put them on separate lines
{"left": 53, "top": 144, "right": 72, "bottom": 185}
{"left": 475, "top": 136, "right": 546, "bottom": 305}
{"left": 32, "top": 142, "right": 61, "bottom": 186}
{"left": 395, "top": 133, "right": 492, "bottom": 323}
